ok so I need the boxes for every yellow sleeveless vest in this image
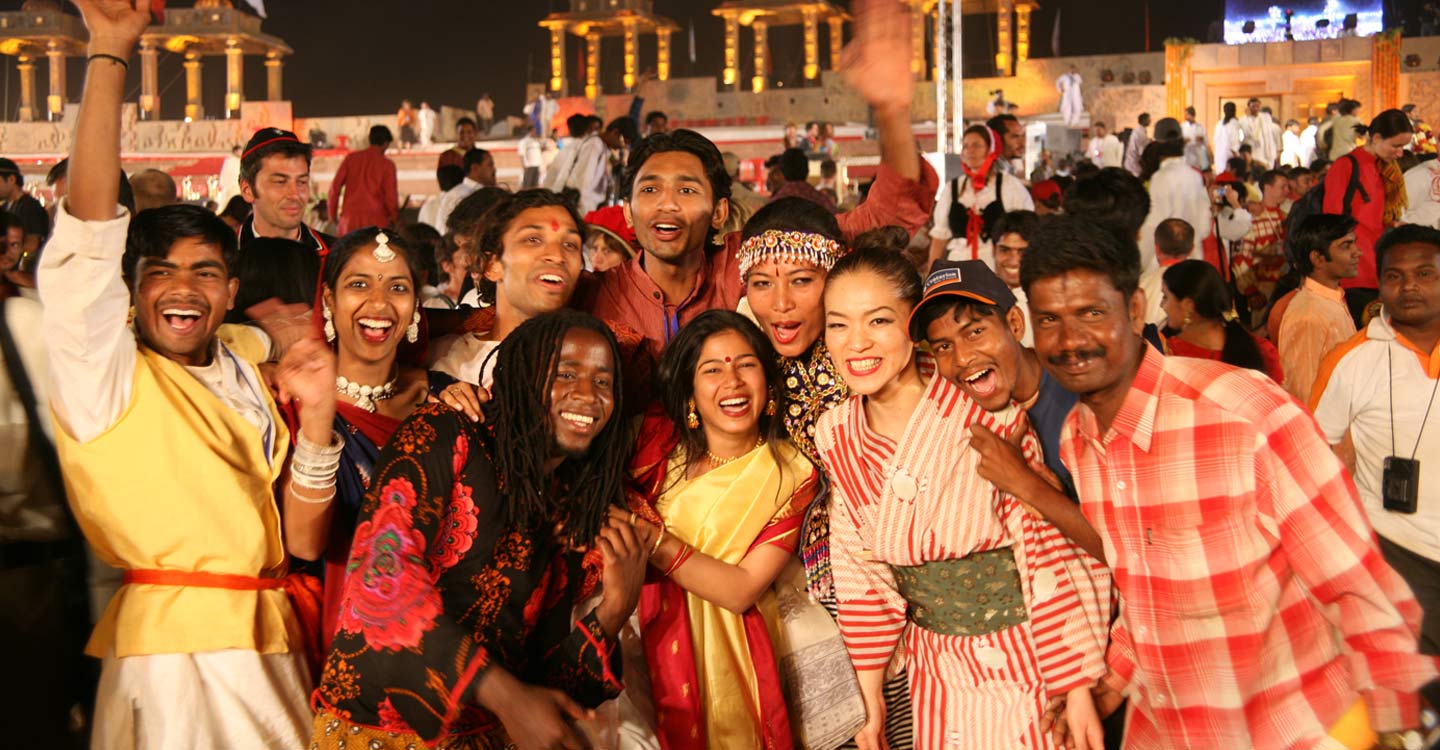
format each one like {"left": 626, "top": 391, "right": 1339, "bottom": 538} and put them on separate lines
{"left": 54, "top": 326, "right": 297, "bottom": 658}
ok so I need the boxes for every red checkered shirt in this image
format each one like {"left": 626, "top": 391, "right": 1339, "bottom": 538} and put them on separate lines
{"left": 1061, "top": 345, "right": 1437, "bottom": 750}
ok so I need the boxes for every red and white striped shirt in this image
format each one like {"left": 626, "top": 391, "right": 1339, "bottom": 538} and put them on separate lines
{"left": 1063, "top": 345, "right": 1438, "bottom": 749}
{"left": 816, "top": 374, "right": 1110, "bottom": 698}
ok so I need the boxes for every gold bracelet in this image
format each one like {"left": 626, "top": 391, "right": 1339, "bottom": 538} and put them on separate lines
{"left": 650, "top": 525, "right": 666, "bottom": 556}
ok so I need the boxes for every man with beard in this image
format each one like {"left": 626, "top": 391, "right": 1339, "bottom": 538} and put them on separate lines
{"left": 1020, "top": 214, "right": 1437, "bottom": 750}
{"left": 238, "top": 126, "right": 335, "bottom": 254}
{"left": 37, "top": 2, "right": 323, "bottom": 744}
{"left": 582, "top": 0, "right": 939, "bottom": 357}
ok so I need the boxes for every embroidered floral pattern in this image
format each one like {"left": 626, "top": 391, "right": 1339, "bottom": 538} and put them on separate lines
{"left": 338, "top": 482, "right": 442, "bottom": 651}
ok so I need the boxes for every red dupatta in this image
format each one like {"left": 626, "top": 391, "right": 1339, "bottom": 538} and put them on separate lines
{"left": 625, "top": 405, "right": 796, "bottom": 750}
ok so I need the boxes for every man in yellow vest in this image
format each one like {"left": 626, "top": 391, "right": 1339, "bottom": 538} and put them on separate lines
{"left": 36, "top": 2, "right": 338, "bottom": 746}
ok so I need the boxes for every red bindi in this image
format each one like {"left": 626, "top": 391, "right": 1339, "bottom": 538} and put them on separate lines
{"left": 724, "top": 356, "right": 731, "bottom": 363}
{"left": 550, "top": 219, "right": 560, "bottom": 231}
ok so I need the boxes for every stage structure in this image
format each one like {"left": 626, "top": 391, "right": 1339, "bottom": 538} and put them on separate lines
{"left": 138, "top": 0, "right": 292, "bottom": 121}
{"left": 538, "top": 0, "right": 681, "bottom": 100}
{"left": 0, "top": 0, "right": 87, "bottom": 122}
{"left": 710, "top": 1, "right": 850, "bottom": 93}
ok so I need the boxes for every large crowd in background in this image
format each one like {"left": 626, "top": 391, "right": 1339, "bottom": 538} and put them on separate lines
{"left": 4, "top": 1, "right": 1440, "bottom": 750}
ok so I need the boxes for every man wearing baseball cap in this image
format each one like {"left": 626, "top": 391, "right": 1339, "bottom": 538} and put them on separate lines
{"left": 908, "top": 259, "right": 1103, "bottom": 561}
{"left": 237, "top": 127, "right": 335, "bottom": 254}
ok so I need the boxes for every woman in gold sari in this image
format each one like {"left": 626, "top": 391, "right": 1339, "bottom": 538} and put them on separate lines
{"left": 617, "top": 310, "right": 818, "bottom": 750}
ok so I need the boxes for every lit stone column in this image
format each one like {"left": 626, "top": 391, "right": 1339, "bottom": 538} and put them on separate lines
{"left": 752, "top": 19, "right": 769, "bottom": 93}
{"left": 722, "top": 13, "right": 740, "bottom": 90}
{"left": 656, "top": 27, "right": 672, "bottom": 81}
{"left": 1016, "top": 5, "right": 1032, "bottom": 64}
{"left": 995, "top": 0, "right": 1013, "bottom": 75}
{"left": 910, "top": 3, "right": 926, "bottom": 78}
{"left": 549, "top": 25, "right": 567, "bottom": 94}
{"left": 803, "top": 8, "right": 820, "bottom": 81}
{"left": 140, "top": 39, "right": 159, "bottom": 120}
{"left": 16, "top": 54, "right": 36, "bottom": 123}
{"left": 265, "top": 51, "right": 283, "bottom": 101}
{"left": 46, "top": 40, "right": 65, "bottom": 121}
{"left": 224, "top": 38, "right": 244, "bottom": 119}
{"left": 184, "top": 49, "right": 204, "bottom": 121}
{"left": 829, "top": 16, "right": 846, "bottom": 72}
{"left": 585, "top": 32, "right": 601, "bottom": 100}
{"left": 623, "top": 20, "right": 638, "bottom": 91}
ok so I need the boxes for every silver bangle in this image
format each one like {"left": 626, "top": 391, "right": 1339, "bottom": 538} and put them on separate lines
{"left": 289, "top": 478, "right": 336, "bottom": 503}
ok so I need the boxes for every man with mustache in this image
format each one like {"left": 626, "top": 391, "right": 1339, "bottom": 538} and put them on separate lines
{"left": 580, "top": 0, "right": 939, "bottom": 357}
{"left": 1311, "top": 224, "right": 1440, "bottom": 715}
{"left": 36, "top": 1, "right": 325, "bottom": 744}
{"left": 238, "top": 125, "right": 335, "bottom": 254}
{"left": 1275, "top": 214, "right": 1360, "bottom": 402}
{"left": 1020, "top": 214, "right": 1436, "bottom": 750}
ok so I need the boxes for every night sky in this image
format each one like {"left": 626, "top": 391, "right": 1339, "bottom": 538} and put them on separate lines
{"left": 0, "top": 0, "right": 1428, "bottom": 121}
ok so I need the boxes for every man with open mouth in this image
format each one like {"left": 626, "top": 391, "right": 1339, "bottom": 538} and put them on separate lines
{"left": 578, "top": 0, "right": 940, "bottom": 359}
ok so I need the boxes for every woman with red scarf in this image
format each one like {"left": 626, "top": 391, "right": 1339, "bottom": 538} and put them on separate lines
{"left": 279, "top": 227, "right": 431, "bottom": 649}
{"left": 927, "top": 125, "right": 1034, "bottom": 270}
{"left": 619, "top": 310, "right": 819, "bottom": 750}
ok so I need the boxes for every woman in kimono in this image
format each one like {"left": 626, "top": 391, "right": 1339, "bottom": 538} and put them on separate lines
{"left": 816, "top": 248, "right": 1112, "bottom": 750}
{"left": 739, "top": 198, "right": 915, "bottom": 748}
{"left": 620, "top": 310, "right": 819, "bottom": 749}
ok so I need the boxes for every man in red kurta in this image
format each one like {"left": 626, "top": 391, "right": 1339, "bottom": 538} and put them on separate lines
{"left": 327, "top": 126, "right": 399, "bottom": 236}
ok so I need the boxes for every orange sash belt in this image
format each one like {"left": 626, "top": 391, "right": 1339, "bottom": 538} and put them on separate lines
{"left": 122, "top": 568, "right": 325, "bottom": 678}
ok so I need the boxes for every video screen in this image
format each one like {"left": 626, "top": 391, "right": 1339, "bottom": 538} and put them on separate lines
{"left": 1223, "top": 0, "right": 1383, "bottom": 44}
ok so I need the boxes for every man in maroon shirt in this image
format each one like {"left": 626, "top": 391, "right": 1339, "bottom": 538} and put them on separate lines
{"left": 578, "top": 0, "right": 939, "bottom": 356}
{"left": 327, "top": 125, "right": 399, "bottom": 235}
{"left": 437, "top": 118, "right": 478, "bottom": 172}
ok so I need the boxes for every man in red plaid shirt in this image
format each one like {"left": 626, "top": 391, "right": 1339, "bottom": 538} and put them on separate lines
{"left": 1020, "top": 214, "right": 1438, "bottom": 750}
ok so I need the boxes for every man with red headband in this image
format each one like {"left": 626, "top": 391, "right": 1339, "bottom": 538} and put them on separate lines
{"left": 238, "top": 126, "right": 335, "bottom": 255}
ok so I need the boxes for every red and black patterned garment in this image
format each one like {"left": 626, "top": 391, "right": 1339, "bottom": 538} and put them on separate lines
{"left": 311, "top": 402, "right": 621, "bottom": 749}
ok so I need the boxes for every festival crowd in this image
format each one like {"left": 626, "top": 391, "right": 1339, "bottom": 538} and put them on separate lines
{"left": 3, "top": 1, "right": 1440, "bottom": 750}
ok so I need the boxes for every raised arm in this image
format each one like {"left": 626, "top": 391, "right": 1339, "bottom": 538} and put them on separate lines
{"left": 37, "top": 0, "right": 153, "bottom": 443}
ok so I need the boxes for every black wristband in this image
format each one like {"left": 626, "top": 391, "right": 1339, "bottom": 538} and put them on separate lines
{"left": 87, "top": 53, "right": 129, "bottom": 71}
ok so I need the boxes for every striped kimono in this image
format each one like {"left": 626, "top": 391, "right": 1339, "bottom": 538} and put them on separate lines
{"left": 815, "top": 374, "right": 1111, "bottom": 750}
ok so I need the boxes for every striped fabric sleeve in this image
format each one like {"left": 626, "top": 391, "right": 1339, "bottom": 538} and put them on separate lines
{"left": 1101, "top": 614, "right": 1137, "bottom": 696}
{"left": 828, "top": 481, "right": 907, "bottom": 672}
{"left": 1006, "top": 496, "right": 1112, "bottom": 697}
{"left": 1254, "top": 393, "right": 1438, "bottom": 731}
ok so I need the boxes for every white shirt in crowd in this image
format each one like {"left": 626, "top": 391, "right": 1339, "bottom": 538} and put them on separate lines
{"left": 544, "top": 134, "right": 611, "bottom": 215}
{"left": 929, "top": 171, "right": 1035, "bottom": 268}
{"left": 433, "top": 176, "right": 482, "bottom": 236}
{"left": 1299, "top": 124, "right": 1319, "bottom": 167}
{"left": 1401, "top": 160, "right": 1440, "bottom": 228}
{"left": 1088, "top": 133, "right": 1123, "bottom": 169}
{"left": 1138, "top": 157, "right": 1214, "bottom": 271}
{"left": 1280, "top": 129, "right": 1303, "bottom": 168}
{"left": 1313, "top": 314, "right": 1440, "bottom": 563}
{"left": 519, "top": 134, "right": 545, "bottom": 170}
{"left": 1213, "top": 118, "right": 1244, "bottom": 170}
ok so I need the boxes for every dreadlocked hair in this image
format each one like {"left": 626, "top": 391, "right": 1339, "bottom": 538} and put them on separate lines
{"left": 483, "top": 309, "right": 626, "bottom": 545}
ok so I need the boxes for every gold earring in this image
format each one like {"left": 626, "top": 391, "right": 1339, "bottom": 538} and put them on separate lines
{"left": 1182, "top": 312, "right": 1192, "bottom": 328}
{"left": 685, "top": 399, "right": 700, "bottom": 430}
{"left": 765, "top": 398, "right": 777, "bottom": 416}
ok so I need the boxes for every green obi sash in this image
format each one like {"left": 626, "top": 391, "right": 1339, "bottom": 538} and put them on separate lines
{"left": 890, "top": 547, "right": 1028, "bottom": 637}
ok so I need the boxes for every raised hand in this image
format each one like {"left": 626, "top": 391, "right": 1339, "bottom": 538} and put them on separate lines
{"left": 73, "top": 0, "right": 153, "bottom": 56}
{"left": 840, "top": 0, "right": 915, "bottom": 117}
{"left": 274, "top": 335, "right": 337, "bottom": 443}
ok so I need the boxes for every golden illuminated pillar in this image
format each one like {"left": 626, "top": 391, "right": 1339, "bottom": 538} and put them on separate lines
{"left": 46, "top": 40, "right": 65, "bottom": 121}
{"left": 995, "top": 0, "right": 1013, "bottom": 75}
{"left": 829, "top": 16, "right": 846, "bottom": 72}
{"left": 1016, "top": 5, "right": 1032, "bottom": 64}
{"left": 224, "top": 38, "right": 243, "bottom": 119}
{"left": 623, "top": 20, "right": 639, "bottom": 91}
{"left": 656, "top": 27, "right": 672, "bottom": 81}
{"left": 910, "top": 3, "right": 926, "bottom": 78}
{"left": 184, "top": 49, "right": 204, "bottom": 120}
{"left": 585, "top": 31, "right": 601, "bottom": 100}
{"left": 752, "top": 19, "right": 769, "bottom": 93}
{"left": 722, "top": 13, "right": 740, "bottom": 90}
{"left": 16, "top": 54, "right": 36, "bottom": 123}
{"left": 265, "top": 51, "right": 283, "bottom": 101}
{"left": 803, "top": 8, "right": 820, "bottom": 81}
{"left": 139, "top": 40, "right": 159, "bottom": 119}
{"left": 549, "top": 25, "right": 567, "bottom": 94}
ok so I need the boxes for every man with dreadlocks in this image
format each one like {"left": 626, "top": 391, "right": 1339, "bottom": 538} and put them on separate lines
{"left": 311, "top": 309, "right": 649, "bottom": 750}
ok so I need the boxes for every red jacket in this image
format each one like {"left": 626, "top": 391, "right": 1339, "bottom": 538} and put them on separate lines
{"left": 1323, "top": 147, "right": 1385, "bottom": 289}
{"left": 328, "top": 146, "right": 399, "bottom": 235}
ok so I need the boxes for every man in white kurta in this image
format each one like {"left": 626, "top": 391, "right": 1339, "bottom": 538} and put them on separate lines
{"left": 1056, "top": 67, "right": 1084, "bottom": 127}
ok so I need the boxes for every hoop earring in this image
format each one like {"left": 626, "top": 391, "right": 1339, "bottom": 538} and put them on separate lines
{"left": 406, "top": 311, "right": 420, "bottom": 343}
{"left": 685, "top": 399, "right": 700, "bottom": 430}
{"left": 322, "top": 304, "right": 336, "bottom": 342}
{"left": 1181, "top": 312, "right": 1193, "bottom": 329}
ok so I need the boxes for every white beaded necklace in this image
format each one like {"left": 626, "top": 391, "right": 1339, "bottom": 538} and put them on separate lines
{"left": 336, "top": 375, "right": 397, "bottom": 413}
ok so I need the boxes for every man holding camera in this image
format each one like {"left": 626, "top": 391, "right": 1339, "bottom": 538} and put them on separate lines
{"left": 1312, "top": 224, "right": 1440, "bottom": 712}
